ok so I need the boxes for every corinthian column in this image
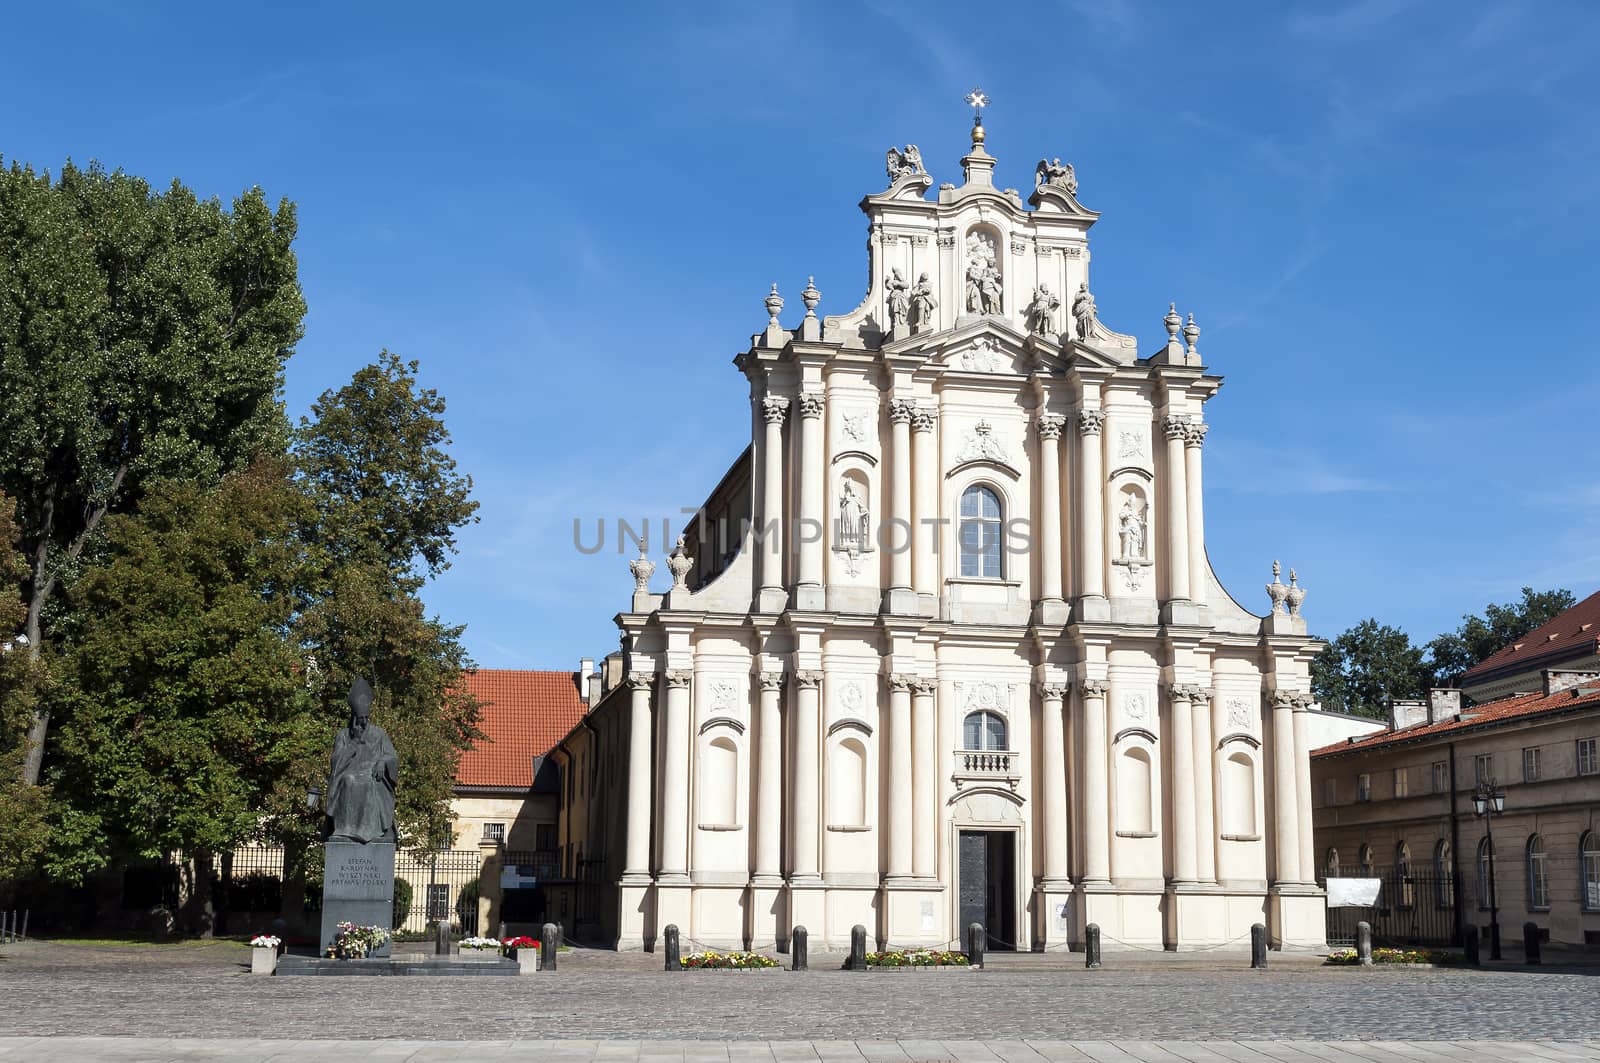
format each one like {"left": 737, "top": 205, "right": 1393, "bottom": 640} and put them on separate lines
{"left": 911, "top": 678, "right": 936, "bottom": 878}
{"left": 1080, "top": 679, "right": 1110, "bottom": 884}
{"left": 1077, "top": 410, "right": 1106, "bottom": 603}
{"left": 1193, "top": 687, "right": 1218, "bottom": 883}
{"left": 791, "top": 671, "right": 823, "bottom": 881}
{"left": 1036, "top": 414, "right": 1066, "bottom": 606}
{"left": 912, "top": 407, "right": 938, "bottom": 599}
{"left": 1183, "top": 422, "right": 1208, "bottom": 602}
{"left": 1168, "top": 685, "right": 1198, "bottom": 885}
{"left": 1163, "top": 414, "right": 1190, "bottom": 604}
{"left": 622, "top": 672, "right": 655, "bottom": 880}
{"left": 754, "top": 671, "right": 785, "bottom": 883}
{"left": 886, "top": 673, "right": 915, "bottom": 880}
{"left": 796, "top": 392, "right": 825, "bottom": 601}
{"left": 758, "top": 397, "right": 788, "bottom": 607}
{"left": 659, "top": 670, "right": 693, "bottom": 879}
{"left": 888, "top": 397, "right": 915, "bottom": 606}
{"left": 1269, "top": 690, "right": 1300, "bottom": 887}
{"left": 1039, "top": 682, "right": 1070, "bottom": 885}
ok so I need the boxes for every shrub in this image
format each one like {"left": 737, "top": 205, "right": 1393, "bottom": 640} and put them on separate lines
{"left": 392, "top": 876, "right": 413, "bottom": 929}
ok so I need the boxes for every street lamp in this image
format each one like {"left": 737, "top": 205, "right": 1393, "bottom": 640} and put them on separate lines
{"left": 1472, "top": 780, "right": 1507, "bottom": 960}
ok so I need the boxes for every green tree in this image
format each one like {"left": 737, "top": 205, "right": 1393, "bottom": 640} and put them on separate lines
{"left": 47, "top": 462, "right": 320, "bottom": 931}
{"left": 0, "top": 494, "right": 50, "bottom": 882}
{"left": 1311, "top": 619, "right": 1432, "bottom": 719}
{"left": 0, "top": 159, "right": 305, "bottom": 783}
{"left": 1427, "top": 587, "right": 1578, "bottom": 687}
{"left": 290, "top": 353, "right": 481, "bottom": 855}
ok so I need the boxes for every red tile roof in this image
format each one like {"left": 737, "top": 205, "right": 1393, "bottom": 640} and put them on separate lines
{"left": 1312, "top": 684, "right": 1600, "bottom": 759}
{"left": 455, "top": 669, "right": 588, "bottom": 789}
{"left": 1461, "top": 587, "right": 1600, "bottom": 684}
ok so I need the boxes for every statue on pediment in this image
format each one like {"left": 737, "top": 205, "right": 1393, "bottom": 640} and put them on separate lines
{"left": 1025, "top": 285, "right": 1061, "bottom": 335}
{"left": 1072, "top": 283, "right": 1099, "bottom": 341}
{"left": 909, "top": 272, "right": 937, "bottom": 330}
{"left": 1035, "top": 157, "right": 1078, "bottom": 196}
{"left": 885, "top": 268, "right": 910, "bottom": 327}
{"left": 885, "top": 145, "right": 926, "bottom": 184}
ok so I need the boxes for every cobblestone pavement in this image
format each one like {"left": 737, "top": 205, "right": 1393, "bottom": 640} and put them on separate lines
{"left": 1, "top": 942, "right": 1597, "bottom": 1043}
{"left": 1, "top": 1039, "right": 1598, "bottom": 1062}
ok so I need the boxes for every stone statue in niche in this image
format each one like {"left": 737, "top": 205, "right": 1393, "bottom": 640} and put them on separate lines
{"left": 1035, "top": 157, "right": 1078, "bottom": 195}
{"left": 884, "top": 268, "right": 910, "bottom": 327}
{"left": 885, "top": 145, "right": 926, "bottom": 183}
{"left": 1119, "top": 495, "right": 1147, "bottom": 560}
{"left": 1024, "top": 285, "right": 1060, "bottom": 335}
{"left": 836, "top": 479, "right": 870, "bottom": 559}
{"left": 1072, "top": 283, "right": 1099, "bottom": 341}
{"left": 964, "top": 233, "right": 1002, "bottom": 315}
{"left": 909, "top": 272, "right": 937, "bottom": 330}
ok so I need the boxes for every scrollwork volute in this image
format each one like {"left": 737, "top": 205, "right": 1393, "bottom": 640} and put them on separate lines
{"left": 1077, "top": 409, "right": 1105, "bottom": 436}
{"left": 1036, "top": 412, "right": 1066, "bottom": 442}
{"left": 1163, "top": 414, "right": 1189, "bottom": 441}
{"left": 887, "top": 673, "right": 917, "bottom": 693}
{"left": 664, "top": 670, "right": 693, "bottom": 689}
{"left": 761, "top": 396, "right": 790, "bottom": 427}
{"left": 1078, "top": 679, "right": 1108, "bottom": 699}
{"left": 626, "top": 672, "right": 655, "bottom": 691}
{"left": 1182, "top": 421, "right": 1209, "bottom": 448}
{"left": 887, "top": 397, "right": 916, "bottom": 425}
{"left": 758, "top": 671, "right": 785, "bottom": 692}
{"left": 1038, "top": 682, "right": 1070, "bottom": 702}
{"left": 798, "top": 392, "right": 824, "bottom": 419}
{"left": 793, "top": 670, "right": 823, "bottom": 690}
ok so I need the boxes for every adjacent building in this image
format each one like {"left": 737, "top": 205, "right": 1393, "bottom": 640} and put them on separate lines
{"left": 553, "top": 112, "right": 1367, "bottom": 953}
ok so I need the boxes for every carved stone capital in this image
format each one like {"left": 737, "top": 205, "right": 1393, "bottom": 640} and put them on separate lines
{"left": 1078, "top": 679, "right": 1108, "bottom": 699}
{"left": 626, "top": 672, "right": 655, "bottom": 692}
{"left": 1182, "top": 421, "right": 1209, "bottom": 448}
{"left": 887, "top": 672, "right": 917, "bottom": 692}
{"left": 911, "top": 407, "right": 937, "bottom": 433}
{"left": 1168, "top": 683, "right": 1204, "bottom": 703}
{"left": 1036, "top": 412, "right": 1066, "bottom": 442}
{"left": 911, "top": 677, "right": 937, "bottom": 698}
{"left": 1289, "top": 692, "right": 1315, "bottom": 711}
{"left": 1038, "top": 682, "right": 1070, "bottom": 702}
{"left": 761, "top": 396, "right": 790, "bottom": 427}
{"left": 887, "top": 397, "right": 916, "bottom": 425}
{"left": 758, "top": 671, "right": 785, "bottom": 692}
{"left": 1195, "top": 687, "right": 1216, "bottom": 703}
{"left": 1270, "top": 690, "right": 1297, "bottom": 711}
{"left": 794, "top": 670, "right": 823, "bottom": 689}
{"left": 1163, "top": 414, "right": 1189, "bottom": 441}
{"left": 1077, "top": 409, "right": 1104, "bottom": 436}
{"left": 798, "top": 391, "right": 824, "bottom": 419}
{"left": 664, "top": 670, "right": 693, "bottom": 689}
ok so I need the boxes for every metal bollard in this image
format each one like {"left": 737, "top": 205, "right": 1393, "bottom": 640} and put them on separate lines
{"left": 966, "top": 922, "right": 985, "bottom": 969}
{"left": 541, "top": 923, "right": 559, "bottom": 972}
{"left": 664, "top": 924, "right": 681, "bottom": 971}
{"left": 1250, "top": 923, "right": 1267, "bottom": 969}
{"left": 1523, "top": 922, "right": 1541, "bottom": 965}
{"left": 791, "top": 926, "right": 808, "bottom": 971}
{"left": 1084, "top": 922, "right": 1102, "bottom": 969}
{"left": 1464, "top": 929, "right": 1480, "bottom": 966}
{"left": 847, "top": 924, "right": 867, "bottom": 971}
{"left": 1356, "top": 921, "right": 1373, "bottom": 966}
{"left": 435, "top": 919, "right": 451, "bottom": 956}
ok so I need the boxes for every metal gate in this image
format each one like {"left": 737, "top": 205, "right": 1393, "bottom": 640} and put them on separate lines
{"left": 1323, "top": 868, "right": 1460, "bottom": 947}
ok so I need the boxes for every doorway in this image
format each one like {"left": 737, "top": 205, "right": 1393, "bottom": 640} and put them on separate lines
{"left": 958, "top": 830, "right": 1016, "bottom": 950}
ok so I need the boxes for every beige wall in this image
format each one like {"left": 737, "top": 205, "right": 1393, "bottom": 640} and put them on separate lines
{"left": 1313, "top": 708, "right": 1600, "bottom": 946}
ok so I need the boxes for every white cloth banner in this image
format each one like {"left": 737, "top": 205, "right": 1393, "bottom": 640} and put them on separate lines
{"left": 1325, "top": 877, "right": 1382, "bottom": 908}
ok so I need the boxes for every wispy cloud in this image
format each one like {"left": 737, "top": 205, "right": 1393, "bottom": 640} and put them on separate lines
{"left": 1285, "top": 0, "right": 1418, "bottom": 38}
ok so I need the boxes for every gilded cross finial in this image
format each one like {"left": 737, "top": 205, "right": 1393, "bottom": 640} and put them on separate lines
{"left": 965, "top": 87, "right": 990, "bottom": 115}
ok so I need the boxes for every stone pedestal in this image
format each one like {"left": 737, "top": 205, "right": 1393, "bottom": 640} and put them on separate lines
{"left": 319, "top": 840, "right": 395, "bottom": 958}
{"left": 1033, "top": 886, "right": 1073, "bottom": 951}
{"left": 881, "top": 882, "right": 944, "bottom": 949}
{"left": 616, "top": 879, "right": 653, "bottom": 951}
{"left": 1268, "top": 885, "right": 1327, "bottom": 949}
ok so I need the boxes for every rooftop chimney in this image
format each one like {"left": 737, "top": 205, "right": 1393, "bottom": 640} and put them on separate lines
{"left": 1427, "top": 688, "right": 1461, "bottom": 724}
{"left": 579, "top": 658, "right": 594, "bottom": 703}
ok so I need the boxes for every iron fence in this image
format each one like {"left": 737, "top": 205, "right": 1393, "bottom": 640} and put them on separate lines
{"left": 1323, "top": 868, "right": 1461, "bottom": 948}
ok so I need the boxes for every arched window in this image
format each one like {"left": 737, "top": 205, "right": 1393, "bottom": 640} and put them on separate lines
{"left": 1582, "top": 832, "right": 1600, "bottom": 912}
{"left": 829, "top": 737, "right": 868, "bottom": 828}
{"left": 1116, "top": 747, "right": 1153, "bottom": 834}
{"left": 958, "top": 485, "right": 1003, "bottom": 578}
{"left": 1526, "top": 834, "right": 1550, "bottom": 910}
{"left": 1477, "top": 838, "right": 1494, "bottom": 910}
{"left": 962, "top": 710, "right": 1008, "bottom": 751}
{"left": 1358, "top": 844, "right": 1374, "bottom": 877}
{"left": 1325, "top": 847, "right": 1340, "bottom": 878}
{"left": 697, "top": 736, "right": 739, "bottom": 827}
{"left": 1222, "top": 752, "right": 1256, "bottom": 837}
{"left": 1396, "top": 842, "right": 1414, "bottom": 909}
{"left": 1435, "top": 840, "right": 1454, "bottom": 909}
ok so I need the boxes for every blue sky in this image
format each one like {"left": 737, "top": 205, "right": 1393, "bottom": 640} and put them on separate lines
{"left": 6, "top": 1, "right": 1597, "bottom": 670}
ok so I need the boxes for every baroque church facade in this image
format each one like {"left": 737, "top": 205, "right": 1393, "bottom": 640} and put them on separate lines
{"left": 552, "top": 111, "right": 1335, "bottom": 953}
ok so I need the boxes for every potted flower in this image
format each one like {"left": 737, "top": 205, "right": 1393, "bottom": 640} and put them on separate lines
{"left": 324, "top": 922, "right": 391, "bottom": 960}
{"left": 458, "top": 935, "right": 503, "bottom": 962}
{"left": 502, "top": 935, "right": 540, "bottom": 973}
{"left": 249, "top": 935, "right": 281, "bottom": 975}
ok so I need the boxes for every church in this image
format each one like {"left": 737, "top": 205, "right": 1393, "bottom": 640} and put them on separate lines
{"left": 550, "top": 103, "right": 1350, "bottom": 953}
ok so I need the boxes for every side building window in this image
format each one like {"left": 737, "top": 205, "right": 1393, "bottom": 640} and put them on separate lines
{"left": 1582, "top": 832, "right": 1600, "bottom": 912}
{"left": 1477, "top": 838, "right": 1494, "bottom": 909}
{"left": 1577, "top": 738, "right": 1598, "bottom": 777}
{"left": 1526, "top": 835, "right": 1550, "bottom": 910}
{"left": 1434, "top": 840, "right": 1454, "bottom": 909}
{"left": 958, "top": 485, "right": 1003, "bottom": 579}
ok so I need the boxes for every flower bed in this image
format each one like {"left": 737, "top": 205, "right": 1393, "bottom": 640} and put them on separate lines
{"left": 459, "top": 936, "right": 501, "bottom": 951}
{"left": 324, "top": 923, "right": 390, "bottom": 959}
{"left": 682, "top": 950, "right": 780, "bottom": 970}
{"left": 865, "top": 949, "right": 971, "bottom": 968}
{"left": 1326, "top": 947, "right": 1463, "bottom": 966}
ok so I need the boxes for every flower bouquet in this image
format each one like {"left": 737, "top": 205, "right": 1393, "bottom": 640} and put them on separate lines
{"left": 681, "top": 950, "right": 780, "bottom": 970}
{"left": 502, "top": 935, "right": 541, "bottom": 972}
{"left": 325, "top": 922, "right": 391, "bottom": 959}
{"left": 249, "top": 935, "right": 282, "bottom": 951}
